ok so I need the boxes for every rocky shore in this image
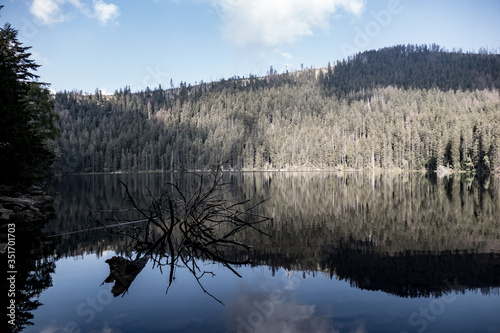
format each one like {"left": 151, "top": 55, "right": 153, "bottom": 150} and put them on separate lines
{"left": 0, "top": 184, "right": 55, "bottom": 228}
{"left": 0, "top": 184, "right": 55, "bottom": 255}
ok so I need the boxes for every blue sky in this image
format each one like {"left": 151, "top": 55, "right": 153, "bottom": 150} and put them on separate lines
{"left": 2, "top": 0, "right": 499, "bottom": 94}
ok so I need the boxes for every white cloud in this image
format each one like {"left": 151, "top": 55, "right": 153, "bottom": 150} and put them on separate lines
{"left": 68, "top": 0, "right": 89, "bottom": 12}
{"left": 29, "top": 0, "right": 120, "bottom": 25}
{"left": 30, "top": 0, "right": 67, "bottom": 25}
{"left": 209, "top": 0, "right": 366, "bottom": 49}
{"left": 93, "top": 0, "right": 120, "bottom": 25}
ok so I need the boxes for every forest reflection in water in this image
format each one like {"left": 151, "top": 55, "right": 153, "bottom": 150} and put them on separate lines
{"left": 43, "top": 171, "right": 500, "bottom": 297}
{"left": 11, "top": 171, "right": 500, "bottom": 332}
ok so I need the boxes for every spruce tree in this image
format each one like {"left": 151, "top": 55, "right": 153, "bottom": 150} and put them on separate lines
{"left": 0, "top": 10, "right": 60, "bottom": 186}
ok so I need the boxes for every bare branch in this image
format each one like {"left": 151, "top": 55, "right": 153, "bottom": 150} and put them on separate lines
{"left": 91, "top": 164, "right": 271, "bottom": 304}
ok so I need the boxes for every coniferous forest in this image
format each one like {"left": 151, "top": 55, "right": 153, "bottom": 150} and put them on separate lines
{"left": 53, "top": 44, "right": 500, "bottom": 174}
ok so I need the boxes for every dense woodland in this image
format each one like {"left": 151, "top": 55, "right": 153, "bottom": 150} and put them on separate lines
{"left": 53, "top": 44, "right": 500, "bottom": 174}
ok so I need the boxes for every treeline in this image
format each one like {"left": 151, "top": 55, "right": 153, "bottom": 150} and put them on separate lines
{"left": 53, "top": 45, "right": 500, "bottom": 174}
{"left": 321, "top": 44, "right": 500, "bottom": 99}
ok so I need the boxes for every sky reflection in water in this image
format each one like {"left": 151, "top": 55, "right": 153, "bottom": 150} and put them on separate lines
{"left": 24, "top": 251, "right": 500, "bottom": 333}
{"left": 18, "top": 173, "right": 500, "bottom": 332}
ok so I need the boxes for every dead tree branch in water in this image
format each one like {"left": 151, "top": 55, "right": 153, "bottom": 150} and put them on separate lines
{"left": 90, "top": 165, "right": 270, "bottom": 304}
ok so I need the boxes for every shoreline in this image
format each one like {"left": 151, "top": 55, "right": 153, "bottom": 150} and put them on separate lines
{"left": 0, "top": 184, "right": 55, "bottom": 231}
{"left": 58, "top": 166, "right": 495, "bottom": 177}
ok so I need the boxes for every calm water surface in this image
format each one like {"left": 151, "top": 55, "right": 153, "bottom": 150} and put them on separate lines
{"left": 14, "top": 172, "right": 500, "bottom": 332}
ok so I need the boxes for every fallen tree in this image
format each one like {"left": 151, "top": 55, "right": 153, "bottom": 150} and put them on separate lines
{"left": 90, "top": 165, "right": 270, "bottom": 303}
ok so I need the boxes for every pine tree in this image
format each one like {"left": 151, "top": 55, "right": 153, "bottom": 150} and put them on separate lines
{"left": 0, "top": 15, "right": 59, "bottom": 185}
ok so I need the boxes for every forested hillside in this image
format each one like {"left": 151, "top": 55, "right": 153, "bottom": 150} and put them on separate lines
{"left": 53, "top": 44, "right": 500, "bottom": 174}
{"left": 322, "top": 44, "right": 500, "bottom": 98}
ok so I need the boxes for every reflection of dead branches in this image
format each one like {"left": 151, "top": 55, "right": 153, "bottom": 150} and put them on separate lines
{"left": 92, "top": 165, "right": 270, "bottom": 304}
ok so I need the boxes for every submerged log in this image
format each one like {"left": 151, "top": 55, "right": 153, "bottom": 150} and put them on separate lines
{"left": 103, "top": 256, "right": 149, "bottom": 297}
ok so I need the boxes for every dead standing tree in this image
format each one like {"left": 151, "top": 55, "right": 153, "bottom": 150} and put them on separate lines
{"left": 92, "top": 165, "right": 270, "bottom": 303}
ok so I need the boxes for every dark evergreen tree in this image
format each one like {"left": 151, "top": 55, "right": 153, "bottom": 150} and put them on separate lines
{"left": 0, "top": 12, "right": 59, "bottom": 185}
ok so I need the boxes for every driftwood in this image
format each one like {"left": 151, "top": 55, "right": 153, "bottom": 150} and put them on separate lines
{"left": 102, "top": 256, "right": 149, "bottom": 297}
{"left": 91, "top": 165, "right": 270, "bottom": 304}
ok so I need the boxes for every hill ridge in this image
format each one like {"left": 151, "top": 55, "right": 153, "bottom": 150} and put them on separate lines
{"left": 53, "top": 44, "right": 500, "bottom": 174}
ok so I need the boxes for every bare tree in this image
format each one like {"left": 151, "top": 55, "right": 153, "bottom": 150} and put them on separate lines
{"left": 91, "top": 165, "right": 270, "bottom": 303}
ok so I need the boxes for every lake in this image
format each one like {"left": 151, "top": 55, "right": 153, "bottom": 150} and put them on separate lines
{"left": 13, "top": 172, "right": 500, "bottom": 332}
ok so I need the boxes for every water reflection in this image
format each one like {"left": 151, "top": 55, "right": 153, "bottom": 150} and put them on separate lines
{"left": 227, "top": 271, "right": 339, "bottom": 333}
{"left": 2, "top": 222, "right": 57, "bottom": 333}
{"left": 11, "top": 172, "right": 500, "bottom": 332}
{"left": 42, "top": 172, "right": 500, "bottom": 299}
{"left": 85, "top": 168, "right": 271, "bottom": 304}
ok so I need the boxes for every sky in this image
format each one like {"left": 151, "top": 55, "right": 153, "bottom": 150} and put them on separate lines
{"left": 1, "top": 0, "right": 500, "bottom": 94}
